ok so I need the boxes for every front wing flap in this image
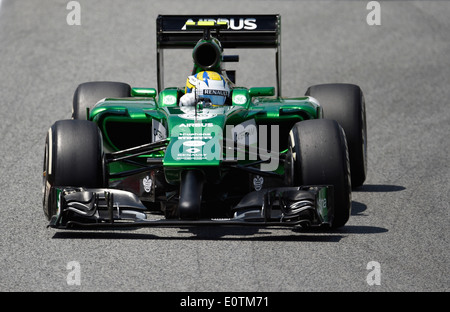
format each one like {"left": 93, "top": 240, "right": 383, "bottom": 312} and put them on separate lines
{"left": 48, "top": 185, "right": 333, "bottom": 230}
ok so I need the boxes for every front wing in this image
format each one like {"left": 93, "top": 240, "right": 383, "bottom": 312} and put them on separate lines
{"left": 47, "top": 185, "right": 334, "bottom": 230}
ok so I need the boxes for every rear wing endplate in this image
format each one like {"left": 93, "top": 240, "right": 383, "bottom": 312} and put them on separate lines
{"left": 156, "top": 15, "right": 282, "bottom": 96}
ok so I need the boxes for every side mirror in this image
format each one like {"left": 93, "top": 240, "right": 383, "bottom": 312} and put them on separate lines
{"left": 131, "top": 88, "right": 157, "bottom": 98}
{"left": 249, "top": 87, "right": 275, "bottom": 97}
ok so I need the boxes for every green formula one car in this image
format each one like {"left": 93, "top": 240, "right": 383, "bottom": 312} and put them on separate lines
{"left": 43, "top": 15, "right": 367, "bottom": 230}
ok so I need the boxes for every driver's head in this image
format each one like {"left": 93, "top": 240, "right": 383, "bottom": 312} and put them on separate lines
{"left": 185, "top": 71, "right": 230, "bottom": 105}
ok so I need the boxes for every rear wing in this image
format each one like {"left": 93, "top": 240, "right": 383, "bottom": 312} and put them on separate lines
{"left": 156, "top": 15, "right": 282, "bottom": 96}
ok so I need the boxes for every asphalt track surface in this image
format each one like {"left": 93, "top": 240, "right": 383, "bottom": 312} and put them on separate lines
{"left": 0, "top": 0, "right": 448, "bottom": 294}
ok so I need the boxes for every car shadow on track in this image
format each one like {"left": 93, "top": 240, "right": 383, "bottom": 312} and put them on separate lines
{"left": 353, "top": 184, "right": 406, "bottom": 193}
{"left": 51, "top": 229, "right": 344, "bottom": 242}
{"left": 51, "top": 223, "right": 388, "bottom": 242}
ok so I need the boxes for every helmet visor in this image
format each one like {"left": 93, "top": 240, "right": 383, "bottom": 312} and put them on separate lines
{"left": 200, "top": 89, "right": 229, "bottom": 105}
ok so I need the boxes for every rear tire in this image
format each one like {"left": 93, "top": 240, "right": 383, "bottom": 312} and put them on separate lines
{"left": 306, "top": 83, "right": 367, "bottom": 188}
{"left": 42, "top": 119, "right": 105, "bottom": 219}
{"left": 288, "top": 119, "right": 351, "bottom": 228}
{"left": 72, "top": 81, "right": 131, "bottom": 120}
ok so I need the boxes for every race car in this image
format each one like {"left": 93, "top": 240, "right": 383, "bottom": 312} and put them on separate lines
{"left": 42, "top": 15, "right": 367, "bottom": 230}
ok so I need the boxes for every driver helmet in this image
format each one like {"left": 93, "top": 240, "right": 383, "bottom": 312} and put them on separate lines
{"left": 185, "top": 71, "right": 230, "bottom": 105}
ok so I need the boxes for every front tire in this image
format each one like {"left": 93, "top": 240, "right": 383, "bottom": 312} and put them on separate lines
{"left": 288, "top": 119, "right": 351, "bottom": 228}
{"left": 42, "top": 119, "right": 105, "bottom": 219}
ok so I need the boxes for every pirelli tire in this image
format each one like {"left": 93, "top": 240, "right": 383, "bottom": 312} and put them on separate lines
{"left": 305, "top": 83, "right": 367, "bottom": 188}
{"left": 72, "top": 81, "right": 131, "bottom": 120}
{"left": 42, "top": 119, "right": 106, "bottom": 220}
{"left": 288, "top": 119, "right": 352, "bottom": 228}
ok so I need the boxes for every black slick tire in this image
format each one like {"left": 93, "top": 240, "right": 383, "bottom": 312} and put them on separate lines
{"left": 42, "top": 119, "right": 105, "bottom": 219}
{"left": 305, "top": 83, "right": 367, "bottom": 188}
{"left": 72, "top": 81, "right": 131, "bottom": 120}
{"left": 288, "top": 119, "right": 351, "bottom": 228}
